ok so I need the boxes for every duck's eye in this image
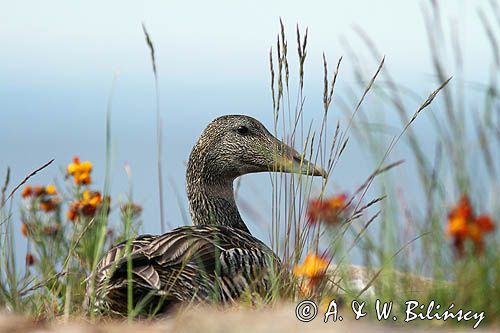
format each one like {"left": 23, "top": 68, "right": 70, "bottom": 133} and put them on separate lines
{"left": 237, "top": 126, "right": 249, "bottom": 135}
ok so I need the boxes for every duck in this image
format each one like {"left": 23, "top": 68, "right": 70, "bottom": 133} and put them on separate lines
{"left": 86, "top": 115, "right": 326, "bottom": 315}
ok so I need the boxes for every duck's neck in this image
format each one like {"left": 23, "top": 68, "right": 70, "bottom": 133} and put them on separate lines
{"left": 186, "top": 157, "right": 250, "bottom": 234}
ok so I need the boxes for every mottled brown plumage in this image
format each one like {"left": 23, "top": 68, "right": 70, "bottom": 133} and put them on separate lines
{"left": 87, "top": 115, "right": 326, "bottom": 315}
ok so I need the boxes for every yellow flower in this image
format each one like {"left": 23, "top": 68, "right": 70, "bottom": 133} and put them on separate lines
{"left": 45, "top": 184, "right": 57, "bottom": 195}
{"left": 82, "top": 190, "right": 102, "bottom": 206}
{"left": 67, "top": 157, "right": 93, "bottom": 185}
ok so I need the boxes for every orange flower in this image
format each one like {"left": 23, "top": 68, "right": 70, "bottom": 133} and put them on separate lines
{"left": 447, "top": 213, "right": 468, "bottom": 238}
{"left": 67, "top": 157, "right": 93, "bottom": 185}
{"left": 80, "top": 190, "right": 102, "bottom": 217}
{"left": 293, "top": 253, "right": 329, "bottom": 279}
{"left": 32, "top": 186, "right": 46, "bottom": 197}
{"left": 83, "top": 190, "right": 102, "bottom": 205}
{"left": 24, "top": 185, "right": 57, "bottom": 196}
{"left": 39, "top": 197, "right": 60, "bottom": 212}
{"left": 25, "top": 253, "right": 36, "bottom": 266}
{"left": 45, "top": 184, "right": 57, "bottom": 195}
{"left": 21, "top": 186, "right": 33, "bottom": 198}
{"left": 67, "top": 190, "right": 105, "bottom": 221}
{"left": 447, "top": 195, "right": 473, "bottom": 238}
{"left": 22, "top": 184, "right": 60, "bottom": 213}
{"left": 294, "top": 253, "right": 330, "bottom": 296}
{"left": 307, "top": 194, "right": 348, "bottom": 225}
{"left": 21, "top": 223, "right": 29, "bottom": 237}
{"left": 67, "top": 202, "right": 79, "bottom": 221}
{"left": 447, "top": 195, "right": 496, "bottom": 256}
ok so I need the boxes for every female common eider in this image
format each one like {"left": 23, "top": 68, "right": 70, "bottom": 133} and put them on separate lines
{"left": 87, "top": 115, "right": 326, "bottom": 315}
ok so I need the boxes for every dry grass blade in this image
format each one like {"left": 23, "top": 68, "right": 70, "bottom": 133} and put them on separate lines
{"left": 296, "top": 25, "right": 308, "bottom": 90}
{"left": 352, "top": 56, "right": 385, "bottom": 121}
{"left": 474, "top": 110, "right": 497, "bottom": 181}
{"left": 18, "top": 271, "right": 67, "bottom": 297}
{"left": 142, "top": 23, "right": 157, "bottom": 76}
{"left": 1, "top": 167, "right": 10, "bottom": 206}
{"left": 269, "top": 47, "right": 276, "bottom": 110}
{"left": 20, "top": 216, "right": 98, "bottom": 297}
{"left": 325, "top": 56, "right": 342, "bottom": 111}
{"left": 478, "top": 9, "right": 500, "bottom": 67}
{"left": 352, "top": 78, "right": 450, "bottom": 214}
{"left": 408, "top": 76, "right": 452, "bottom": 126}
{"left": 331, "top": 210, "right": 381, "bottom": 275}
{"left": 330, "top": 57, "right": 385, "bottom": 174}
{"left": 352, "top": 210, "right": 381, "bottom": 244}
{"left": 2, "top": 159, "right": 54, "bottom": 208}
{"left": 279, "top": 18, "right": 289, "bottom": 90}
{"left": 352, "top": 160, "right": 404, "bottom": 198}
{"left": 142, "top": 23, "right": 165, "bottom": 233}
{"left": 352, "top": 195, "right": 386, "bottom": 217}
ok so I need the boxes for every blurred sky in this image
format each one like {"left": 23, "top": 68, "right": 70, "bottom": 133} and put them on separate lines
{"left": 0, "top": 1, "right": 495, "bottom": 255}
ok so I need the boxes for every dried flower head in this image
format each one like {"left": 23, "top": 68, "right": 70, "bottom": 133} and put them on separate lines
{"left": 42, "top": 224, "right": 61, "bottom": 237}
{"left": 120, "top": 202, "right": 143, "bottom": 218}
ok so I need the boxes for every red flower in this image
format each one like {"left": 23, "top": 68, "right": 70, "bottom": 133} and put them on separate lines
{"left": 307, "top": 194, "right": 349, "bottom": 226}
{"left": 25, "top": 253, "right": 36, "bottom": 266}
{"left": 21, "top": 223, "right": 30, "bottom": 237}
{"left": 447, "top": 195, "right": 496, "bottom": 256}
{"left": 39, "top": 198, "right": 60, "bottom": 212}
{"left": 476, "top": 215, "right": 495, "bottom": 233}
{"left": 66, "top": 190, "right": 107, "bottom": 222}
{"left": 21, "top": 184, "right": 59, "bottom": 212}
{"left": 21, "top": 186, "right": 33, "bottom": 198}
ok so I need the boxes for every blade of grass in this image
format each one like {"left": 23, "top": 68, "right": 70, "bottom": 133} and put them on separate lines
{"left": 142, "top": 23, "right": 166, "bottom": 234}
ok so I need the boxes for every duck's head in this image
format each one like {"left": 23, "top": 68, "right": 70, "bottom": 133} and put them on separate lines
{"left": 188, "top": 115, "right": 327, "bottom": 182}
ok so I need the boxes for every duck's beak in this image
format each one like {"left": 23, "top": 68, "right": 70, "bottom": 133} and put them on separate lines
{"left": 291, "top": 153, "right": 328, "bottom": 178}
{"left": 272, "top": 140, "right": 328, "bottom": 178}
